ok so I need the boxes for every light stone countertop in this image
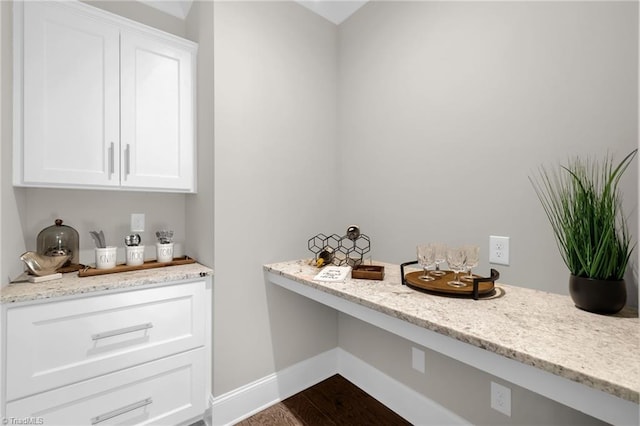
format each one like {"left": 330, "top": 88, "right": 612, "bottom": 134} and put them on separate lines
{"left": 264, "top": 259, "right": 639, "bottom": 404}
{"left": 1, "top": 263, "right": 213, "bottom": 304}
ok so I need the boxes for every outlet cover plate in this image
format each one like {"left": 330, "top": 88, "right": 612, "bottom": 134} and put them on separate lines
{"left": 491, "top": 381, "right": 512, "bottom": 416}
{"left": 131, "top": 213, "right": 145, "bottom": 232}
{"left": 412, "top": 347, "right": 425, "bottom": 374}
{"left": 489, "top": 236, "right": 510, "bottom": 265}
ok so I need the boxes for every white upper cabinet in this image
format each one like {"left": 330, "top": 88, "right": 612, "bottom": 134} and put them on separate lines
{"left": 19, "top": 2, "right": 121, "bottom": 187}
{"left": 120, "top": 30, "right": 195, "bottom": 190}
{"left": 13, "top": 1, "right": 198, "bottom": 192}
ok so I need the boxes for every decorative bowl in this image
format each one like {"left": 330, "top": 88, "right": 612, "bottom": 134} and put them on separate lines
{"left": 20, "top": 251, "right": 70, "bottom": 276}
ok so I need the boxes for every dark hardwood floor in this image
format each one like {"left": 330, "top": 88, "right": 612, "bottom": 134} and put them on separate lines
{"left": 235, "top": 374, "right": 411, "bottom": 425}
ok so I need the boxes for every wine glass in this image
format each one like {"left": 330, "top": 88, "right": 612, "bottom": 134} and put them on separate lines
{"left": 446, "top": 247, "right": 467, "bottom": 288}
{"left": 416, "top": 244, "right": 435, "bottom": 281}
{"left": 461, "top": 245, "right": 480, "bottom": 283}
{"left": 430, "top": 242, "right": 447, "bottom": 277}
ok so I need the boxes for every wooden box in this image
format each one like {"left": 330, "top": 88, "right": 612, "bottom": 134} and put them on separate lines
{"left": 352, "top": 265, "right": 385, "bottom": 280}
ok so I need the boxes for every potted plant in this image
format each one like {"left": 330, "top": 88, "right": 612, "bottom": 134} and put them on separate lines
{"left": 530, "top": 149, "right": 637, "bottom": 314}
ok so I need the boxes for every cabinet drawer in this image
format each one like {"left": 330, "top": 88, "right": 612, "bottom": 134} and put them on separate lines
{"left": 6, "top": 281, "right": 205, "bottom": 400}
{"left": 6, "top": 348, "right": 205, "bottom": 426}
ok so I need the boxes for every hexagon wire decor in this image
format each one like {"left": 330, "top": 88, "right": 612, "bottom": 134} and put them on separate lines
{"left": 307, "top": 225, "right": 370, "bottom": 267}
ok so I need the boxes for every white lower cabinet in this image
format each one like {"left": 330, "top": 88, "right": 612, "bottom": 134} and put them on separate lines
{"left": 6, "top": 349, "right": 204, "bottom": 426}
{"left": 2, "top": 278, "right": 211, "bottom": 425}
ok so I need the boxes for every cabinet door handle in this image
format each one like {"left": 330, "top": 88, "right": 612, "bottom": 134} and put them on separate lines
{"left": 91, "top": 397, "right": 153, "bottom": 424}
{"left": 91, "top": 322, "right": 153, "bottom": 341}
{"left": 125, "top": 143, "right": 131, "bottom": 178}
{"left": 108, "top": 142, "right": 114, "bottom": 179}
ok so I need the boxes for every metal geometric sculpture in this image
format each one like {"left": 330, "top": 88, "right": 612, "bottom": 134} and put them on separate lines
{"left": 308, "top": 225, "right": 370, "bottom": 267}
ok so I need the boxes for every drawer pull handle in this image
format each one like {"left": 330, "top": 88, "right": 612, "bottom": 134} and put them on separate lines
{"left": 91, "top": 397, "right": 153, "bottom": 424}
{"left": 91, "top": 323, "right": 153, "bottom": 341}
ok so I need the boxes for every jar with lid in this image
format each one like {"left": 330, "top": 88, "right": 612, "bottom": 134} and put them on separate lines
{"left": 37, "top": 219, "right": 79, "bottom": 267}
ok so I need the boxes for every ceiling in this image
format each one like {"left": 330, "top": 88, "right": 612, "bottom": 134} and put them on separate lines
{"left": 138, "top": 0, "right": 193, "bottom": 19}
{"left": 138, "top": 0, "right": 368, "bottom": 24}
{"left": 294, "top": 1, "right": 368, "bottom": 25}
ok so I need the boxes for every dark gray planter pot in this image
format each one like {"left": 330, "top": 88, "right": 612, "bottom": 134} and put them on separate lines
{"left": 569, "top": 275, "right": 626, "bottom": 315}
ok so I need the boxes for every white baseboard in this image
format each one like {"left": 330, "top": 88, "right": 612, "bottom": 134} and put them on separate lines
{"left": 211, "top": 347, "right": 466, "bottom": 426}
{"left": 205, "top": 396, "right": 213, "bottom": 426}
{"left": 211, "top": 349, "right": 338, "bottom": 426}
{"left": 336, "top": 348, "right": 471, "bottom": 425}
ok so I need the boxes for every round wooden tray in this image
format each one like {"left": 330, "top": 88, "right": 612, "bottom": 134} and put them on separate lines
{"left": 404, "top": 270, "right": 495, "bottom": 296}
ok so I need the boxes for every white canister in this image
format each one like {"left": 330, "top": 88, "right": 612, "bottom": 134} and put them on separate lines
{"left": 156, "top": 243, "right": 174, "bottom": 263}
{"left": 95, "top": 246, "right": 117, "bottom": 269}
{"left": 126, "top": 245, "right": 145, "bottom": 266}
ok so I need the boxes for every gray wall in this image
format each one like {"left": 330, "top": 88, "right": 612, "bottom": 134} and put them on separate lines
{"left": 212, "top": 1, "right": 637, "bottom": 422}
{"left": 86, "top": 0, "right": 188, "bottom": 36}
{"left": 338, "top": 314, "right": 605, "bottom": 425}
{"left": 336, "top": 1, "right": 637, "bottom": 424}
{"left": 186, "top": 0, "right": 215, "bottom": 395}
{"left": 1, "top": 0, "right": 26, "bottom": 285}
{"left": 185, "top": 0, "right": 215, "bottom": 281}
{"left": 338, "top": 0, "right": 638, "bottom": 299}
{"left": 212, "top": 1, "right": 341, "bottom": 395}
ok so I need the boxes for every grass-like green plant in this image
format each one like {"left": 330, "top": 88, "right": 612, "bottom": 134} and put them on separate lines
{"left": 530, "top": 149, "right": 637, "bottom": 281}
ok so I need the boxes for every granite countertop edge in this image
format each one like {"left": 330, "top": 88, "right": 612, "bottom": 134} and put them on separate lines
{"left": 1, "top": 263, "right": 213, "bottom": 304}
{"left": 264, "top": 261, "right": 639, "bottom": 404}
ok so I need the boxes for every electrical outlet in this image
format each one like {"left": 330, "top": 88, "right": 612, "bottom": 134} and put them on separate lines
{"left": 131, "top": 213, "right": 145, "bottom": 232}
{"left": 489, "top": 236, "right": 510, "bottom": 265}
{"left": 491, "top": 381, "right": 511, "bottom": 416}
{"left": 412, "top": 347, "right": 425, "bottom": 374}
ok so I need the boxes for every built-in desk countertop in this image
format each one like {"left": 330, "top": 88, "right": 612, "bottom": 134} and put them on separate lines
{"left": 265, "top": 259, "right": 639, "bottom": 425}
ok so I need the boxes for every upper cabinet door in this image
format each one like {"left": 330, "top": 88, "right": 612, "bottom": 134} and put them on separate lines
{"left": 14, "top": 1, "right": 198, "bottom": 193}
{"left": 120, "top": 31, "right": 196, "bottom": 192}
{"left": 19, "top": 2, "right": 120, "bottom": 187}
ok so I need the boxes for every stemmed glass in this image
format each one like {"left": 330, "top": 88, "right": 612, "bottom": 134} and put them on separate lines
{"left": 446, "top": 247, "right": 467, "bottom": 288}
{"left": 430, "top": 242, "right": 447, "bottom": 277}
{"left": 416, "top": 244, "right": 436, "bottom": 281}
{"left": 461, "top": 245, "right": 480, "bottom": 283}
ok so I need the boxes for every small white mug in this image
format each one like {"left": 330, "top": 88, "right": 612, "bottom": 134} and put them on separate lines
{"left": 126, "top": 245, "right": 145, "bottom": 266}
{"left": 156, "top": 243, "right": 174, "bottom": 263}
{"left": 95, "top": 246, "right": 117, "bottom": 269}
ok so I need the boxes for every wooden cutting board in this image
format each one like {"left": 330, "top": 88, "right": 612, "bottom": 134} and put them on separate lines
{"left": 78, "top": 256, "right": 196, "bottom": 277}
